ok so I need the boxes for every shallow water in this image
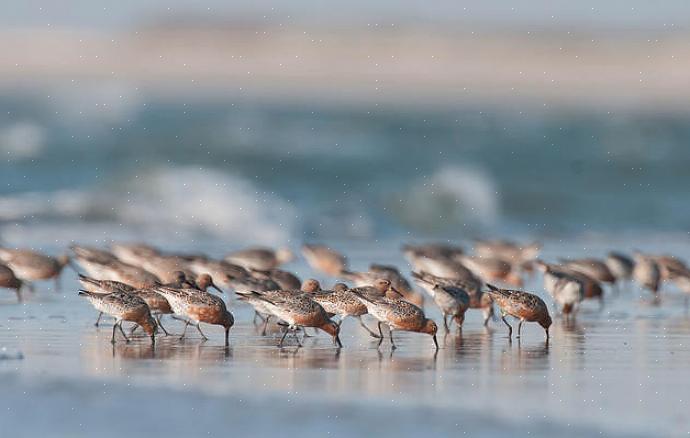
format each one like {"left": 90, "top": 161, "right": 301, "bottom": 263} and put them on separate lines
{"left": 1, "top": 239, "right": 689, "bottom": 437}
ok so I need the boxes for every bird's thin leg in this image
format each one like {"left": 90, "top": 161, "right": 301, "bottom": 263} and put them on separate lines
{"left": 356, "top": 316, "right": 381, "bottom": 338}
{"left": 517, "top": 320, "right": 524, "bottom": 338}
{"left": 501, "top": 314, "right": 513, "bottom": 338}
{"left": 377, "top": 322, "right": 384, "bottom": 347}
{"left": 224, "top": 326, "right": 230, "bottom": 346}
{"left": 156, "top": 315, "right": 170, "bottom": 336}
{"left": 278, "top": 327, "right": 290, "bottom": 347}
{"left": 94, "top": 312, "right": 103, "bottom": 327}
{"left": 483, "top": 307, "right": 492, "bottom": 327}
{"left": 111, "top": 322, "right": 118, "bottom": 344}
{"left": 293, "top": 329, "right": 303, "bottom": 347}
{"left": 443, "top": 315, "right": 450, "bottom": 332}
{"left": 261, "top": 316, "right": 271, "bottom": 336}
{"left": 118, "top": 321, "right": 131, "bottom": 342}
{"left": 129, "top": 324, "right": 140, "bottom": 335}
{"left": 179, "top": 321, "right": 190, "bottom": 340}
{"left": 253, "top": 311, "right": 265, "bottom": 325}
{"left": 15, "top": 288, "right": 22, "bottom": 303}
{"left": 389, "top": 329, "right": 396, "bottom": 350}
{"left": 195, "top": 323, "right": 208, "bottom": 340}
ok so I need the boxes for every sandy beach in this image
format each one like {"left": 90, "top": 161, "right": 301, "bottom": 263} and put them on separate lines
{"left": 2, "top": 24, "right": 690, "bottom": 108}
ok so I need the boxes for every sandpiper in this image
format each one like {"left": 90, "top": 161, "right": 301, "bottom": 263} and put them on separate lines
{"left": 558, "top": 258, "right": 616, "bottom": 285}
{"left": 473, "top": 240, "right": 541, "bottom": 273}
{"left": 310, "top": 285, "right": 382, "bottom": 338}
{"left": 246, "top": 290, "right": 342, "bottom": 347}
{"left": 250, "top": 268, "right": 302, "bottom": 290}
{"left": 534, "top": 262, "right": 586, "bottom": 317}
{"left": 0, "top": 248, "right": 70, "bottom": 292}
{"left": 224, "top": 246, "right": 293, "bottom": 271}
{"left": 485, "top": 284, "right": 551, "bottom": 340}
{"left": 653, "top": 255, "right": 689, "bottom": 281}
{"left": 633, "top": 253, "right": 661, "bottom": 297}
{"left": 301, "top": 244, "right": 348, "bottom": 276}
{"left": 410, "top": 272, "right": 470, "bottom": 331}
{"left": 402, "top": 243, "right": 472, "bottom": 279}
{"left": 351, "top": 290, "right": 438, "bottom": 350}
{"left": 666, "top": 265, "right": 690, "bottom": 309}
{"left": 154, "top": 286, "right": 234, "bottom": 345}
{"left": 536, "top": 261, "right": 603, "bottom": 303}
{"left": 456, "top": 254, "right": 523, "bottom": 287}
{"left": 0, "top": 263, "right": 23, "bottom": 302}
{"left": 78, "top": 290, "right": 157, "bottom": 344}
{"left": 411, "top": 271, "right": 494, "bottom": 326}
{"left": 341, "top": 265, "right": 423, "bottom": 305}
{"left": 78, "top": 274, "right": 137, "bottom": 326}
{"left": 111, "top": 243, "right": 197, "bottom": 284}
{"left": 186, "top": 257, "right": 252, "bottom": 290}
{"left": 605, "top": 252, "right": 635, "bottom": 283}
{"left": 72, "top": 248, "right": 160, "bottom": 289}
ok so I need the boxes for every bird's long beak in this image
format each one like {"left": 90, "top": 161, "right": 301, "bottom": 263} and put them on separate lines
{"left": 432, "top": 334, "right": 439, "bottom": 350}
{"left": 211, "top": 282, "right": 223, "bottom": 294}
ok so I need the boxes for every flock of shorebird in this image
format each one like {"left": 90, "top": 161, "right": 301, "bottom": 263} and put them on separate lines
{"left": 1, "top": 241, "right": 689, "bottom": 350}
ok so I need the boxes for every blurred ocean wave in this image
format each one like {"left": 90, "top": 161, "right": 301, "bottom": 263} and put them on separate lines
{"left": 1, "top": 90, "right": 689, "bottom": 243}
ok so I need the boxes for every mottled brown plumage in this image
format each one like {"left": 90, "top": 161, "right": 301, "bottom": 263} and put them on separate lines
{"left": 154, "top": 286, "right": 234, "bottom": 345}
{"left": 250, "top": 290, "right": 342, "bottom": 347}
{"left": 352, "top": 291, "right": 438, "bottom": 350}
{"left": 485, "top": 284, "right": 551, "bottom": 340}
{"left": 412, "top": 271, "right": 494, "bottom": 326}
{"left": 78, "top": 290, "right": 157, "bottom": 344}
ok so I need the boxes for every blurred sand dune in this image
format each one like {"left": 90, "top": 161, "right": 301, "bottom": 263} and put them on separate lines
{"left": 2, "top": 24, "right": 690, "bottom": 107}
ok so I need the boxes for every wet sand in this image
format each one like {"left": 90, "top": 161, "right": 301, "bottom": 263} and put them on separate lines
{"left": 1, "top": 239, "right": 689, "bottom": 437}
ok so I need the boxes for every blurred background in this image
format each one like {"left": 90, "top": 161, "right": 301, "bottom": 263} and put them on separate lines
{"left": 1, "top": 1, "right": 690, "bottom": 247}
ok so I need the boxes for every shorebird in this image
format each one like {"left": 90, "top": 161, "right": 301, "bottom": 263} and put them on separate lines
{"left": 244, "top": 290, "right": 342, "bottom": 347}
{"left": 224, "top": 246, "right": 293, "bottom": 271}
{"left": 154, "top": 286, "right": 234, "bottom": 345}
{"left": 351, "top": 291, "right": 438, "bottom": 350}
{"left": 78, "top": 274, "right": 137, "bottom": 326}
{"left": 0, "top": 263, "right": 23, "bottom": 302}
{"left": 186, "top": 257, "right": 250, "bottom": 290}
{"left": 411, "top": 271, "right": 494, "bottom": 326}
{"left": 348, "top": 278, "right": 404, "bottom": 300}
{"left": 456, "top": 254, "right": 523, "bottom": 287}
{"left": 72, "top": 248, "right": 160, "bottom": 289}
{"left": 341, "top": 264, "right": 423, "bottom": 305}
{"left": 633, "top": 253, "right": 661, "bottom": 298}
{"left": 310, "top": 284, "right": 382, "bottom": 338}
{"left": 250, "top": 268, "right": 302, "bottom": 290}
{"left": 402, "top": 243, "right": 472, "bottom": 279}
{"left": 111, "top": 243, "right": 197, "bottom": 284}
{"left": 551, "top": 276, "right": 584, "bottom": 320}
{"left": 536, "top": 261, "right": 603, "bottom": 304}
{"left": 485, "top": 284, "right": 551, "bottom": 340}
{"left": 301, "top": 244, "right": 348, "bottom": 276}
{"left": 666, "top": 265, "right": 690, "bottom": 309}
{"left": 558, "top": 258, "right": 615, "bottom": 285}
{"left": 605, "top": 252, "right": 635, "bottom": 283}
{"left": 0, "top": 248, "right": 70, "bottom": 291}
{"left": 78, "top": 290, "right": 157, "bottom": 344}
{"left": 473, "top": 240, "right": 541, "bottom": 273}
{"left": 653, "top": 255, "right": 689, "bottom": 281}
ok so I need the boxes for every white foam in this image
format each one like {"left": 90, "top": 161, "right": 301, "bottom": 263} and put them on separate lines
{"left": 0, "top": 167, "right": 295, "bottom": 244}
